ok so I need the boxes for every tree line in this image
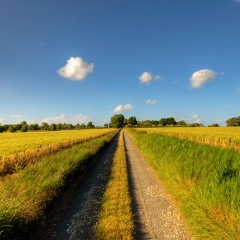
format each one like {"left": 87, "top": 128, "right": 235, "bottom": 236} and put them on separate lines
{"left": 0, "top": 121, "right": 99, "bottom": 133}
{"left": 0, "top": 115, "right": 239, "bottom": 133}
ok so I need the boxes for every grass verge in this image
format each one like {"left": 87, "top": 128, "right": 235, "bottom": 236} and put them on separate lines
{"left": 96, "top": 130, "right": 135, "bottom": 239}
{"left": 0, "top": 130, "right": 118, "bottom": 239}
{"left": 126, "top": 128, "right": 240, "bottom": 240}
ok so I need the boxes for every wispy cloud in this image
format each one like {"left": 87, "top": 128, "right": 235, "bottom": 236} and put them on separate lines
{"left": 235, "top": 0, "right": 240, "bottom": 3}
{"left": 139, "top": 72, "right": 160, "bottom": 84}
{"left": 113, "top": 103, "right": 133, "bottom": 113}
{"left": 192, "top": 114, "right": 201, "bottom": 123}
{"left": 42, "top": 114, "right": 90, "bottom": 124}
{"left": 146, "top": 99, "right": 157, "bottom": 104}
{"left": 237, "top": 88, "right": 240, "bottom": 94}
{"left": 11, "top": 115, "right": 21, "bottom": 120}
{"left": 0, "top": 118, "right": 4, "bottom": 124}
{"left": 190, "top": 69, "right": 216, "bottom": 88}
{"left": 58, "top": 57, "right": 94, "bottom": 81}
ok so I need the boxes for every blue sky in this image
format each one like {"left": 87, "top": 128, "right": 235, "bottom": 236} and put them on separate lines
{"left": 1, "top": 0, "right": 240, "bottom": 126}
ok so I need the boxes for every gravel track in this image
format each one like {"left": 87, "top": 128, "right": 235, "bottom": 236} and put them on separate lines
{"left": 124, "top": 130, "right": 193, "bottom": 239}
{"left": 28, "top": 130, "right": 193, "bottom": 239}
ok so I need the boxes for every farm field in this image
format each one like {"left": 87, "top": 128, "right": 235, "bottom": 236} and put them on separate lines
{"left": 0, "top": 130, "right": 118, "bottom": 239}
{"left": 0, "top": 129, "right": 115, "bottom": 177}
{"left": 139, "top": 127, "right": 240, "bottom": 150}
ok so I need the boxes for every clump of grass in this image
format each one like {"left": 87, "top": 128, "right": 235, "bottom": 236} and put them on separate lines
{"left": 0, "top": 130, "right": 117, "bottom": 239}
{"left": 126, "top": 128, "right": 240, "bottom": 239}
{"left": 96, "top": 130, "right": 135, "bottom": 239}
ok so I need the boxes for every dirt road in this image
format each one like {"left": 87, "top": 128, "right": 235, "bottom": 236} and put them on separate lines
{"left": 29, "top": 130, "right": 192, "bottom": 239}
{"left": 124, "top": 130, "right": 193, "bottom": 239}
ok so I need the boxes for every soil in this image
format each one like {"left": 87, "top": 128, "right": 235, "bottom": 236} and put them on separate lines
{"left": 26, "top": 130, "right": 193, "bottom": 239}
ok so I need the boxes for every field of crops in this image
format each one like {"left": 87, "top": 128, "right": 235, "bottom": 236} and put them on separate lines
{"left": 0, "top": 130, "right": 118, "bottom": 238}
{"left": 0, "top": 129, "right": 115, "bottom": 177}
{"left": 139, "top": 127, "right": 240, "bottom": 150}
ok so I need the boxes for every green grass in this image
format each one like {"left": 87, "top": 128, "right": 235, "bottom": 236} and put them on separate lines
{"left": 96, "top": 131, "right": 135, "bottom": 239}
{"left": 0, "top": 130, "right": 117, "bottom": 239}
{"left": 126, "top": 128, "right": 240, "bottom": 240}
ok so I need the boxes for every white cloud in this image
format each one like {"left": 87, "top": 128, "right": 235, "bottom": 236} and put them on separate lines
{"left": 0, "top": 118, "right": 4, "bottom": 124}
{"left": 43, "top": 114, "right": 90, "bottom": 124}
{"left": 146, "top": 99, "right": 157, "bottom": 104}
{"left": 113, "top": 103, "right": 133, "bottom": 113}
{"left": 11, "top": 115, "right": 21, "bottom": 120}
{"left": 190, "top": 69, "right": 216, "bottom": 88}
{"left": 217, "top": 119, "right": 226, "bottom": 124}
{"left": 235, "top": 0, "right": 240, "bottom": 3}
{"left": 58, "top": 57, "right": 94, "bottom": 81}
{"left": 139, "top": 72, "right": 160, "bottom": 84}
{"left": 192, "top": 114, "right": 201, "bottom": 123}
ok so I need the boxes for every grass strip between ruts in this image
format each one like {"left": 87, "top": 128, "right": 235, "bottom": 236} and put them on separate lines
{"left": 96, "top": 130, "right": 135, "bottom": 239}
{"left": 0, "top": 130, "right": 118, "bottom": 239}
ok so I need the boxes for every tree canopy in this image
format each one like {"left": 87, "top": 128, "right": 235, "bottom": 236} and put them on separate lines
{"left": 110, "top": 114, "right": 125, "bottom": 128}
{"left": 226, "top": 116, "right": 240, "bottom": 126}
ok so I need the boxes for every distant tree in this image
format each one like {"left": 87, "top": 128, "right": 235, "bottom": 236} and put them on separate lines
{"left": 20, "top": 121, "right": 28, "bottom": 132}
{"left": 128, "top": 116, "right": 137, "bottom": 126}
{"left": 0, "top": 125, "right": 5, "bottom": 133}
{"left": 177, "top": 120, "right": 187, "bottom": 126}
{"left": 75, "top": 123, "right": 81, "bottom": 129}
{"left": 34, "top": 123, "right": 40, "bottom": 130}
{"left": 103, "top": 123, "right": 108, "bottom": 128}
{"left": 226, "top": 116, "right": 240, "bottom": 126}
{"left": 208, "top": 123, "right": 219, "bottom": 127}
{"left": 86, "top": 121, "right": 95, "bottom": 129}
{"left": 56, "top": 123, "right": 62, "bottom": 130}
{"left": 50, "top": 123, "right": 57, "bottom": 131}
{"left": 159, "top": 117, "right": 177, "bottom": 126}
{"left": 41, "top": 122, "right": 49, "bottom": 131}
{"left": 111, "top": 114, "right": 125, "bottom": 128}
{"left": 8, "top": 125, "right": 17, "bottom": 132}
{"left": 80, "top": 123, "right": 86, "bottom": 129}
{"left": 20, "top": 124, "right": 28, "bottom": 132}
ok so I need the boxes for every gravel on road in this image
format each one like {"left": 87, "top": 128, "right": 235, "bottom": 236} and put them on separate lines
{"left": 124, "top": 130, "right": 193, "bottom": 240}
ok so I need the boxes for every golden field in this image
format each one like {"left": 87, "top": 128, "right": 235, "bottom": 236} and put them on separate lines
{"left": 139, "top": 127, "right": 240, "bottom": 151}
{"left": 0, "top": 129, "right": 115, "bottom": 176}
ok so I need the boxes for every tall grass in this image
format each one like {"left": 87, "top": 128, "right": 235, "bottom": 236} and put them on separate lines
{"left": 96, "top": 130, "right": 135, "bottom": 239}
{"left": 0, "top": 130, "right": 117, "bottom": 239}
{"left": 0, "top": 129, "right": 115, "bottom": 177}
{"left": 126, "top": 128, "right": 240, "bottom": 239}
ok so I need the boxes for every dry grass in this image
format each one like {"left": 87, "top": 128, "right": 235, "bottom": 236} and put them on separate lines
{"left": 96, "top": 130, "right": 135, "bottom": 239}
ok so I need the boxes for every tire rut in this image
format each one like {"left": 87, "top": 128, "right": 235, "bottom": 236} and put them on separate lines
{"left": 28, "top": 132, "right": 120, "bottom": 240}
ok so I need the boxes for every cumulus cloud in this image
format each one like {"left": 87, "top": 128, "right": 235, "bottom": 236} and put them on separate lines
{"left": 43, "top": 114, "right": 90, "bottom": 124}
{"left": 58, "top": 57, "right": 94, "bottom": 81}
{"left": 190, "top": 69, "right": 216, "bottom": 88}
{"left": 139, "top": 72, "right": 160, "bottom": 84}
{"left": 146, "top": 99, "right": 157, "bottom": 104}
{"left": 192, "top": 114, "right": 201, "bottom": 123}
{"left": 113, "top": 103, "right": 133, "bottom": 113}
